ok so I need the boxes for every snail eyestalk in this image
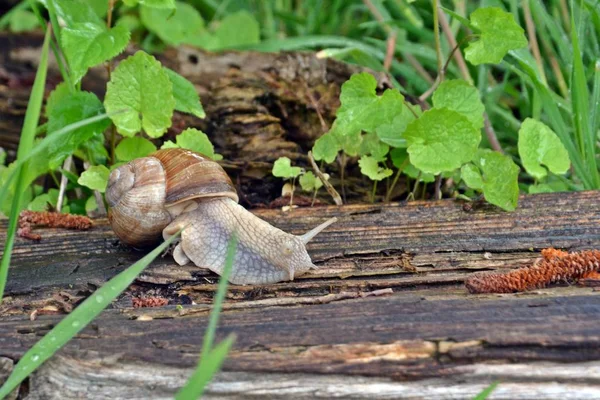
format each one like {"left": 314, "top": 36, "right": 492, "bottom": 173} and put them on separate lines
{"left": 298, "top": 217, "right": 338, "bottom": 245}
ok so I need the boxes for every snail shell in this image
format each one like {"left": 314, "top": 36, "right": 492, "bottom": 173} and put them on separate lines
{"left": 106, "top": 148, "right": 237, "bottom": 248}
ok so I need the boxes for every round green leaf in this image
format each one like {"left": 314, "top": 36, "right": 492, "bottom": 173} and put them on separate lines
{"left": 140, "top": 1, "right": 204, "bottom": 45}
{"left": 404, "top": 108, "right": 481, "bottom": 174}
{"left": 173, "top": 128, "right": 221, "bottom": 160}
{"left": 115, "top": 137, "right": 157, "bottom": 162}
{"left": 433, "top": 80, "right": 484, "bottom": 130}
{"left": 104, "top": 51, "right": 175, "bottom": 138}
{"left": 333, "top": 72, "right": 405, "bottom": 136}
{"left": 476, "top": 150, "right": 520, "bottom": 211}
{"left": 272, "top": 157, "right": 302, "bottom": 179}
{"left": 358, "top": 155, "right": 393, "bottom": 181}
{"left": 461, "top": 163, "right": 484, "bottom": 190}
{"left": 465, "top": 7, "right": 528, "bottom": 65}
{"left": 312, "top": 132, "right": 340, "bottom": 163}
{"left": 78, "top": 165, "right": 110, "bottom": 192}
{"left": 518, "top": 118, "right": 570, "bottom": 180}
{"left": 299, "top": 171, "right": 323, "bottom": 192}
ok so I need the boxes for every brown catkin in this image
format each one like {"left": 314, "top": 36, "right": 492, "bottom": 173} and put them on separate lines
{"left": 18, "top": 210, "right": 93, "bottom": 241}
{"left": 465, "top": 249, "right": 600, "bottom": 294}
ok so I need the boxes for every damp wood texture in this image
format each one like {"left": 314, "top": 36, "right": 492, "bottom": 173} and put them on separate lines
{"left": 2, "top": 191, "right": 600, "bottom": 400}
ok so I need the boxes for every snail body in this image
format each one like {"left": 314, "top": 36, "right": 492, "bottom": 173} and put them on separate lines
{"left": 106, "top": 148, "right": 336, "bottom": 285}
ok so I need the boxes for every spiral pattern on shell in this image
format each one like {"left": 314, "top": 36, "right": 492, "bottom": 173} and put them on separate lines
{"left": 106, "top": 148, "right": 238, "bottom": 248}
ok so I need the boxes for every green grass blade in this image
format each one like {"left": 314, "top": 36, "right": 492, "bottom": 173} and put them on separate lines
{"left": 201, "top": 234, "right": 237, "bottom": 355}
{"left": 0, "top": 231, "right": 182, "bottom": 399}
{"left": 175, "top": 335, "right": 235, "bottom": 400}
{"left": 473, "top": 381, "right": 499, "bottom": 400}
{"left": 570, "top": 1, "right": 599, "bottom": 187}
{"left": 0, "top": 111, "right": 124, "bottom": 206}
{"left": 0, "top": 28, "right": 50, "bottom": 302}
{"left": 175, "top": 234, "right": 238, "bottom": 400}
{"left": 590, "top": 60, "right": 600, "bottom": 139}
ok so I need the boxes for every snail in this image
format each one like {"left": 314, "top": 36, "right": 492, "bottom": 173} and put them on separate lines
{"left": 105, "top": 148, "right": 337, "bottom": 285}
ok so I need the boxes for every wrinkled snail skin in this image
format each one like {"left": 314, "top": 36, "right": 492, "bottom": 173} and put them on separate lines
{"left": 106, "top": 148, "right": 337, "bottom": 285}
{"left": 163, "top": 198, "right": 317, "bottom": 285}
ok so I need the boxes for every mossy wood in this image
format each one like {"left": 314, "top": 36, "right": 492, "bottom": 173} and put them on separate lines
{"left": 1, "top": 191, "right": 600, "bottom": 399}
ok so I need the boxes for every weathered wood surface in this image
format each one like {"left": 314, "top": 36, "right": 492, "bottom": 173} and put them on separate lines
{"left": 2, "top": 191, "right": 600, "bottom": 399}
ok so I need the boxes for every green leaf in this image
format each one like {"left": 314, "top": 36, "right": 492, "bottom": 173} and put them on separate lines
{"left": 27, "top": 189, "right": 63, "bottom": 211}
{"left": 85, "top": 195, "right": 98, "bottom": 212}
{"left": 161, "top": 140, "right": 179, "bottom": 149}
{"left": 432, "top": 80, "right": 484, "bottom": 130}
{"left": 528, "top": 181, "right": 570, "bottom": 194}
{"left": 62, "top": 23, "right": 130, "bottom": 84}
{"left": 203, "top": 11, "right": 260, "bottom": 50}
{"left": 375, "top": 107, "right": 415, "bottom": 148}
{"left": 518, "top": 118, "right": 570, "bottom": 180}
{"left": 299, "top": 171, "right": 323, "bottom": 192}
{"left": 461, "top": 163, "right": 484, "bottom": 190}
{"left": 130, "top": 0, "right": 176, "bottom": 8}
{"left": 45, "top": 82, "right": 71, "bottom": 117}
{"left": 465, "top": 7, "right": 528, "bottom": 65}
{"left": 47, "top": 91, "right": 110, "bottom": 168}
{"left": 332, "top": 72, "right": 405, "bottom": 136}
{"left": 312, "top": 132, "right": 341, "bottom": 163}
{"left": 272, "top": 157, "right": 303, "bottom": 179}
{"left": 78, "top": 165, "right": 110, "bottom": 192}
{"left": 358, "top": 155, "right": 393, "bottom": 181}
{"left": 115, "top": 137, "right": 157, "bottom": 162}
{"left": 475, "top": 150, "right": 520, "bottom": 211}
{"left": 53, "top": 0, "right": 103, "bottom": 26}
{"left": 360, "top": 132, "right": 389, "bottom": 161}
{"left": 0, "top": 231, "right": 182, "bottom": 399}
{"left": 0, "top": 149, "right": 5, "bottom": 165}
{"left": 163, "top": 128, "right": 221, "bottom": 160}
{"left": 336, "top": 128, "right": 363, "bottom": 157}
{"left": 164, "top": 68, "right": 205, "bottom": 118}
{"left": 404, "top": 108, "right": 481, "bottom": 174}
{"left": 9, "top": 10, "right": 38, "bottom": 32}
{"left": 104, "top": 51, "right": 175, "bottom": 138}
{"left": 140, "top": 1, "right": 204, "bottom": 45}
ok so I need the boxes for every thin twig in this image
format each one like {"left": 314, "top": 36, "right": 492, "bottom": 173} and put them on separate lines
{"left": 339, "top": 153, "right": 347, "bottom": 204}
{"left": 309, "top": 151, "right": 343, "bottom": 205}
{"left": 438, "top": 9, "right": 472, "bottom": 84}
{"left": 522, "top": 0, "right": 547, "bottom": 84}
{"left": 56, "top": 156, "right": 72, "bottom": 213}
{"left": 384, "top": 30, "right": 397, "bottom": 72}
{"left": 434, "top": 174, "right": 442, "bottom": 200}
{"left": 433, "top": 0, "right": 443, "bottom": 75}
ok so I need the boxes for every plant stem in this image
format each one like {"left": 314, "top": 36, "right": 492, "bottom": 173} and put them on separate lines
{"left": 438, "top": 9, "right": 471, "bottom": 85}
{"left": 434, "top": 174, "right": 442, "bottom": 200}
{"left": 371, "top": 180, "right": 377, "bottom": 203}
{"left": 522, "top": 0, "right": 547, "bottom": 85}
{"left": 432, "top": 0, "right": 443, "bottom": 76}
{"left": 56, "top": 156, "right": 72, "bottom": 212}
{"left": 385, "top": 158, "right": 409, "bottom": 202}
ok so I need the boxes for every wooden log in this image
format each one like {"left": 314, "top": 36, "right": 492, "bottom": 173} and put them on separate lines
{"left": 1, "top": 191, "right": 600, "bottom": 398}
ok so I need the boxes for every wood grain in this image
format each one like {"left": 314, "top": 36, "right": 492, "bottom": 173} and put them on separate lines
{"left": 1, "top": 191, "right": 600, "bottom": 398}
